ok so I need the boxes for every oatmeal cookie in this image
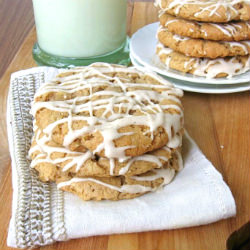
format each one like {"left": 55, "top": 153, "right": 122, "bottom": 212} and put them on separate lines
{"left": 158, "top": 27, "right": 250, "bottom": 58}
{"left": 32, "top": 63, "right": 183, "bottom": 159}
{"left": 159, "top": 12, "right": 250, "bottom": 41}
{"left": 155, "top": 0, "right": 250, "bottom": 23}
{"left": 32, "top": 150, "right": 182, "bottom": 201}
{"left": 156, "top": 43, "right": 250, "bottom": 78}
{"left": 57, "top": 165, "right": 178, "bottom": 201}
{"left": 29, "top": 129, "right": 180, "bottom": 178}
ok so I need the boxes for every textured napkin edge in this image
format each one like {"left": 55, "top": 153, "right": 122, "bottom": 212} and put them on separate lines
{"left": 6, "top": 91, "right": 17, "bottom": 247}
{"left": 7, "top": 67, "right": 67, "bottom": 248}
{"left": 7, "top": 71, "right": 52, "bottom": 248}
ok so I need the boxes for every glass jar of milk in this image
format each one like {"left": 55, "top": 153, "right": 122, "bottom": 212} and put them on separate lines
{"left": 32, "top": 0, "right": 130, "bottom": 67}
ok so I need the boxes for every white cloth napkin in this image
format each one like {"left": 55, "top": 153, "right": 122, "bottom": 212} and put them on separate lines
{"left": 7, "top": 67, "right": 236, "bottom": 248}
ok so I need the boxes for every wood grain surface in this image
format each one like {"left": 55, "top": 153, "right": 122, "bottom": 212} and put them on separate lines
{"left": 0, "top": 2, "right": 249, "bottom": 250}
{"left": 0, "top": 0, "right": 34, "bottom": 79}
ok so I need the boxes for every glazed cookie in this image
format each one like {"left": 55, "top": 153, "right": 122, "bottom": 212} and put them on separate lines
{"left": 57, "top": 166, "right": 178, "bottom": 201}
{"left": 156, "top": 43, "right": 250, "bottom": 78}
{"left": 159, "top": 13, "right": 250, "bottom": 41}
{"left": 32, "top": 63, "right": 183, "bottom": 159}
{"left": 58, "top": 152, "right": 181, "bottom": 201}
{"left": 29, "top": 129, "right": 180, "bottom": 178}
{"left": 30, "top": 142, "right": 182, "bottom": 201}
{"left": 158, "top": 27, "right": 250, "bottom": 58}
{"left": 155, "top": 0, "right": 250, "bottom": 23}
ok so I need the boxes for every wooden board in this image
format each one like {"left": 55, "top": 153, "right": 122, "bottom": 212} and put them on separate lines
{"left": 0, "top": 2, "right": 249, "bottom": 250}
{"left": 0, "top": 0, "right": 34, "bottom": 79}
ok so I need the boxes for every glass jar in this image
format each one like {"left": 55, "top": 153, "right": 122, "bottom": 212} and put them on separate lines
{"left": 32, "top": 0, "right": 130, "bottom": 67}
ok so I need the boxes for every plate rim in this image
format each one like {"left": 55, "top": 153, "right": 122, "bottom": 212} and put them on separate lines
{"left": 130, "top": 52, "right": 250, "bottom": 94}
{"left": 130, "top": 22, "right": 250, "bottom": 85}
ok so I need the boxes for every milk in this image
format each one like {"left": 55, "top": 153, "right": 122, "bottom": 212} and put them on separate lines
{"left": 33, "top": 0, "right": 127, "bottom": 58}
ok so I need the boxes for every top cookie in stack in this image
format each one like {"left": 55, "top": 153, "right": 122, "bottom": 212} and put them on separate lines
{"left": 29, "top": 63, "right": 184, "bottom": 200}
{"left": 155, "top": 0, "right": 250, "bottom": 78}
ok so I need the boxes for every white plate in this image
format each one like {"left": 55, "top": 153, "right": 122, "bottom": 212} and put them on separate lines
{"left": 130, "top": 22, "right": 250, "bottom": 85}
{"left": 130, "top": 52, "right": 250, "bottom": 94}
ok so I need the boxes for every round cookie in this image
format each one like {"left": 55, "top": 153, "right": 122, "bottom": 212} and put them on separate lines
{"left": 32, "top": 63, "right": 183, "bottom": 159}
{"left": 159, "top": 12, "right": 250, "bottom": 41}
{"left": 155, "top": 0, "right": 250, "bottom": 23}
{"left": 57, "top": 166, "right": 177, "bottom": 201}
{"left": 29, "top": 129, "right": 180, "bottom": 178}
{"left": 59, "top": 152, "right": 182, "bottom": 201}
{"left": 30, "top": 143, "right": 183, "bottom": 201}
{"left": 158, "top": 27, "right": 250, "bottom": 59}
{"left": 156, "top": 43, "right": 250, "bottom": 78}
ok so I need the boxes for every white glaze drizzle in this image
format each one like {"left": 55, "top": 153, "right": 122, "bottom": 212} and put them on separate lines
{"left": 155, "top": 0, "right": 250, "bottom": 21}
{"left": 109, "top": 158, "right": 115, "bottom": 175}
{"left": 56, "top": 148, "right": 183, "bottom": 195}
{"left": 162, "top": 13, "right": 249, "bottom": 40}
{"left": 29, "top": 130, "right": 93, "bottom": 172}
{"left": 173, "top": 34, "right": 190, "bottom": 42}
{"left": 57, "top": 165, "right": 177, "bottom": 194}
{"left": 157, "top": 43, "right": 173, "bottom": 70}
{"left": 57, "top": 177, "right": 154, "bottom": 194}
{"left": 199, "top": 21, "right": 250, "bottom": 40}
{"left": 210, "top": 23, "right": 239, "bottom": 37}
{"left": 29, "top": 128, "right": 180, "bottom": 176}
{"left": 226, "top": 41, "right": 250, "bottom": 54}
{"left": 157, "top": 41, "right": 174, "bottom": 55}
{"left": 184, "top": 58, "right": 196, "bottom": 69}
{"left": 158, "top": 26, "right": 250, "bottom": 55}
{"left": 157, "top": 43, "right": 250, "bottom": 78}
{"left": 164, "top": 19, "right": 179, "bottom": 26}
{"left": 118, "top": 147, "right": 170, "bottom": 175}
{"left": 131, "top": 166, "right": 175, "bottom": 182}
{"left": 32, "top": 63, "right": 183, "bottom": 159}
{"left": 193, "top": 56, "right": 250, "bottom": 78}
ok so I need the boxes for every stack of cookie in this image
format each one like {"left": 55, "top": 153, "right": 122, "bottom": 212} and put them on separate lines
{"left": 155, "top": 0, "right": 250, "bottom": 78}
{"left": 29, "top": 63, "right": 184, "bottom": 201}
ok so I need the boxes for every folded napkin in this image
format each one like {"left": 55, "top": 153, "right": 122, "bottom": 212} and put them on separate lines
{"left": 7, "top": 67, "right": 236, "bottom": 248}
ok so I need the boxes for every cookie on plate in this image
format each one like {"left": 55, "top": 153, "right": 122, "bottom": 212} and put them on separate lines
{"left": 156, "top": 43, "right": 250, "bottom": 78}
{"left": 155, "top": 0, "right": 250, "bottom": 23}
{"left": 158, "top": 27, "right": 250, "bottom": 58}
{"left": 159, "top": 12, "right": 250, "bottom": 42}
{"left": 32, "top": 63, "right": 184, "bottom": 159}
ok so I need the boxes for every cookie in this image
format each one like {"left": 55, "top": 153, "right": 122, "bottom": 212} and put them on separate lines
{"left": 155, "top": 0, "right": 250, "bottom": 23}
{"left": 158, "top": 27, "right": 250, "bottom": 58}
{"left": 32, "top": 153, "right": 182, "bottom": 200}
{"left": 30, "top": 136, "right": 183, "bottom": 201}
{"left": 58, "top": 153, "right": 181, "bottom": 201}
{"left": 29, "top": 129, "right": 180, "bottom": 178}
{"left": 159, "top": 12, "right": 250, "bottom": 41}
{"left": 32, "top": 63, "right": 183, "bottom": 159}
{"left": 156, "top": 43, "right": 250, "bottom": 78}
{"left": 57, "top": 166, "right": 178, "bottom": 201}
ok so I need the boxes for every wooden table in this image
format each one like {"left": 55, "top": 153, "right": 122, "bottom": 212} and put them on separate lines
{"left": 0, "top": 2, "right": 249, "bottom": 250}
